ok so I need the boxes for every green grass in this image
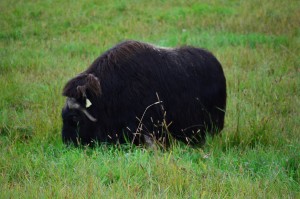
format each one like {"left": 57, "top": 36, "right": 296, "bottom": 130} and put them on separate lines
{"left": 0, "top": 0, "right": 299, "bottom": 198}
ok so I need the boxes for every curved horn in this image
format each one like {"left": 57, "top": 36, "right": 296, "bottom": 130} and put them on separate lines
{"left": 66, "top": 98, "right": 97, "bottom": 122}
{"left": 80, "top": 109, "right": 97, "bottom": 122}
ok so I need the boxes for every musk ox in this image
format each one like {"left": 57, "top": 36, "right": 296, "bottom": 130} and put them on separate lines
{"left": 62, "top": 40, "right": 226, "bottom": 147}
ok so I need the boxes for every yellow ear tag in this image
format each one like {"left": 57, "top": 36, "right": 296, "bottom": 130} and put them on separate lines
{"left": 86, "top": 98, "right": 92, "bottom": 108}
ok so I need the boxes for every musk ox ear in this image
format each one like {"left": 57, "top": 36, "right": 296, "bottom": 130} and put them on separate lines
{"left": 63, "top": 73, "right": 102, "bottom": 98}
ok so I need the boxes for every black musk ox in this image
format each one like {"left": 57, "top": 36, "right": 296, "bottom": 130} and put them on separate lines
{"left": 62, "top": 40, "right": 226, "bottom": 147}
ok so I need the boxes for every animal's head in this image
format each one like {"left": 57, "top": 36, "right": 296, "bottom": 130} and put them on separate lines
{"left": 61, "top": 73, "right": 101, "bottom": 146}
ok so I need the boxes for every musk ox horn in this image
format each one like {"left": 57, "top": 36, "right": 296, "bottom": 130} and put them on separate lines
{"left": 63, "top": 73, "right": 101, "bottom": 99}
{"left": 67, "top": 98, "right": 97, "bottom": 122}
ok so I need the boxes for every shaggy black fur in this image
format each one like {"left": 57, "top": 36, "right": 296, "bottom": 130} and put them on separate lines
{"left": 62, "top": 40, "right": 226, "bottom": 146}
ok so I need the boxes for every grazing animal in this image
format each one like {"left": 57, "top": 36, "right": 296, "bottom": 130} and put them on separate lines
{"left": 61, "top": 40, "right": 226, "bottom": 147}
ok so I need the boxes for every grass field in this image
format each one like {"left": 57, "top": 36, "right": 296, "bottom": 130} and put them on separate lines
{"left": 0, "top": 0, "right": 299, "bottom": 198}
